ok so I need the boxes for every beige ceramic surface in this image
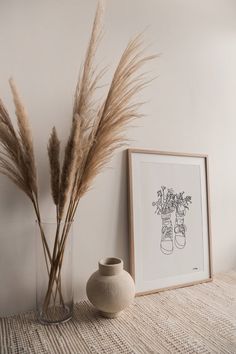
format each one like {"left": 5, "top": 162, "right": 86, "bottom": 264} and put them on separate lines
{"left": 86, "top": 257, "right": 135, "bottom": 318}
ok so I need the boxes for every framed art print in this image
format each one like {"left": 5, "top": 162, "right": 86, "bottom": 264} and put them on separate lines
{"left": 128, "top": 149, "right": 212, "bottom": 295}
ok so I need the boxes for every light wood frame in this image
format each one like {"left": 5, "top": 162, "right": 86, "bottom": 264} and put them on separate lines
{"left": 127, "top": 148, "right": 213, "bottom": 296}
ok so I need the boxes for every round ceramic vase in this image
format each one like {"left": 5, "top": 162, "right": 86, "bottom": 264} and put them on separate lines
{"left": 86, "top": 257, "right": 135, "bottom": 318}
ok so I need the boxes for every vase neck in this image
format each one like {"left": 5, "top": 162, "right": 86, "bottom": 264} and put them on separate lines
{"left": 99, "top": 257, "right": 123, "bottom": 276}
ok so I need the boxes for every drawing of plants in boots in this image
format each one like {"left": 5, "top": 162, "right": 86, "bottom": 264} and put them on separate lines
{"left": 152, "top": 186, "right": 176, "bottom": 255}
{"left": 174, "top": 192, "right": 192, "bottom": 250}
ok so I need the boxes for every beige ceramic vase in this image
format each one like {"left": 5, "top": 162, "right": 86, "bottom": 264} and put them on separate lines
{"left": 86, "top": 257, "right": 135, "bottom": 318}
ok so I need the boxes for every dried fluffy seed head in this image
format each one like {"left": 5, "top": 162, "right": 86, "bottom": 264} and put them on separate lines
{"left": 76, "top": 34, "right": 157, "bottom": 199}
{"left": 9, "top": 78, "right": 38, "bottom": 196}
{"left": 59, "top": 117, "right": 81, "bottom": 219}
{"left": 0, "top": 91, "right": 37, "bottom": 201}
{"left": 48, "top": 127, "right": 60, "bottom": 206}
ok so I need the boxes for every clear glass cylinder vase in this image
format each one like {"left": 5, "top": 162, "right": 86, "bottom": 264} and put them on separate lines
{"left": 35, "top": 220, "right": 73, "bottom": 324}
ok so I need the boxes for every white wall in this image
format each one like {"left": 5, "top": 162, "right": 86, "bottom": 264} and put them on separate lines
{"left": 0, "top": 0, "right": 236, "bottom": 316}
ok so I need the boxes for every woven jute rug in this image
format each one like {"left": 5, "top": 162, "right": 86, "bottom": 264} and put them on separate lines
{"left": 0, "top": 272, "right": 236, "bottom": 354}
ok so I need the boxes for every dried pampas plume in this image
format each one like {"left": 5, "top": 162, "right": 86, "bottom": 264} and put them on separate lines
{"left": 77, "top": 34, "right": 156, "bottom": 199}
{"left": 48, "top": 127, "right": 60, "bottom": 207}
{"left": 0, "top": 79, "right": 38, "bottom": 206}
{"left": 9, "top": 78, "right": 38, "bottom": 197}
{"left": 59, "top": 116, "right": 81, "bottom": 220}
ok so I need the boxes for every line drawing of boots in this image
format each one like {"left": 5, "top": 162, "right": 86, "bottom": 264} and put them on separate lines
{"left": 174, "top": 192, "right": 192, "bottom": 250}
{"left": 153, "top": 187, "right": 192, "bottom": 255}
{"left": 152, "top": 186, "right": 175, "bottom": 255}
{"left": 161, "top": 212, "right": 174, "bottom": 255}
{"left": 174, "top": 206, "right": 187, "bottom": 249}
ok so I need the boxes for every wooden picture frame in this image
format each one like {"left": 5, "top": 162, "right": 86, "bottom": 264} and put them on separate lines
{"left": 128, "top": 148, "right": 213, "bottom": 296}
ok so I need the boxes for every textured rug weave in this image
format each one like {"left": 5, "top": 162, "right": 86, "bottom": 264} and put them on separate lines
{"left": 0, "top": 272, "right": 236, "bottom": 354}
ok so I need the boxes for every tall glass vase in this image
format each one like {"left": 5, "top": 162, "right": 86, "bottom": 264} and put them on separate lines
{"left": 36, "top": 221, "right": 73, "bottom": 324}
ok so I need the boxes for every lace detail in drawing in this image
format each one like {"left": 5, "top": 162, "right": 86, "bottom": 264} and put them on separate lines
{"left": 152, "top": 186, "right": 192, "bottom": 255}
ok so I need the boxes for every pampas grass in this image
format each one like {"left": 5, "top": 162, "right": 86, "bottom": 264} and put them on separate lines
{"left": 9, "top": 78, "right": 38, "bottom": 197}
{"left": 0, "top": 84, "right": 36, "bottom": 201}
{"left": 48, "top": 127, "right": 60, "bottom": 208}
{"left": 0, "top": 0, "right": 156, "bottom": 316}
{"left": 58, "top": 117, "right": 81, "bottom": 220}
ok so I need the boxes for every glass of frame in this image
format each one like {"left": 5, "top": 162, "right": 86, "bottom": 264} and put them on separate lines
{"left": 128, "top": 149, "right": 212, "bottom": 295}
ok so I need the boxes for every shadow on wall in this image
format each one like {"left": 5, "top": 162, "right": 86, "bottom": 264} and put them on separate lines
{"left": 72, "top": 150, "right": 131, "bottom": 303}
{"left": 0, "top": 154, "right": 50, "bottom": 316}
{"left": 0, "top": 179, "right": 36, "bottom": 316}
{"left": 114, "top": 150, "right": 130, "bottom": 270}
